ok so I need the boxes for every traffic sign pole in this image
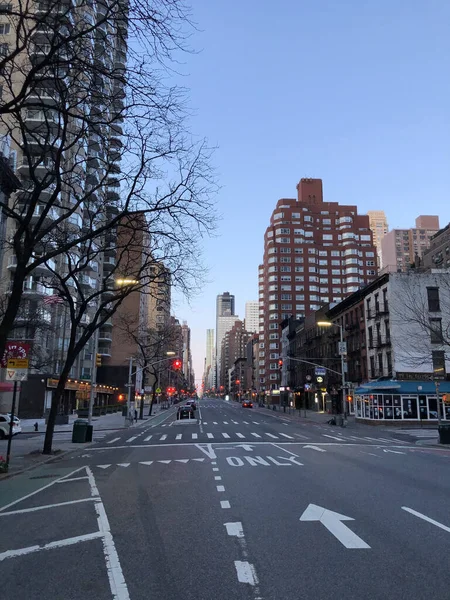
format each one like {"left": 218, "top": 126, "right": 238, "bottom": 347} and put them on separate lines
{"left": 6, "top": 380, "right": 18, "bottom": 468}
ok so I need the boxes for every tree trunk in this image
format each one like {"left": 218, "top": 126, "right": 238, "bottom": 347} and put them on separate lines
{"left": 0, "top": 263, "right": 28, "bottom": 358}
{"left": 148, "top": 376, "right": 158, "bottom": 416}
{"left": 43, "top": 364, "right": 71, "bottom": 454}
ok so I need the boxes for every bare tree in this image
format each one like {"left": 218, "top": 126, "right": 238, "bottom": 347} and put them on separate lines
{"left": 0, "top": 0, "right": 216, "bottom": 359}
{"left": 115, "top": 314, "right": 179, "bottom": 418}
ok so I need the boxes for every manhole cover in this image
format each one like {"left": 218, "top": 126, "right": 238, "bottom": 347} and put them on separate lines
{"left": 29, "top": 474, "right": 59, "bottom": 480}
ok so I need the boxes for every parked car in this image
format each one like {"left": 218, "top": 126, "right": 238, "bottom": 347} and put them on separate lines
{"left": 177, "top": 405, "right": 195, "bottom": 420}
{"left": 242, "top": 401, "right": 253, "bottom": 408}
{"left": 0, "top": 414, "right": 21, "bottom": 439}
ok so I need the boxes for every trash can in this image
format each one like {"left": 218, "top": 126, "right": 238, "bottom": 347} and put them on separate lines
{"left": 85, "top": 424, "right": 94, "bottom": 443}
{"left": 438, "top": 423, "right": 450, "bottom": 444}
{"left": 72, "top": 419, "right": 88, "bottom": 443}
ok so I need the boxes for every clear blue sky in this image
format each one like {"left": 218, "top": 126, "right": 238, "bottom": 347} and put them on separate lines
{"left": 172, "top": 0, "right": 450, "bottom": 383}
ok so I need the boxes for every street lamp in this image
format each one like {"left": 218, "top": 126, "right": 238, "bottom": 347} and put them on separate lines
{"left": 317, "top": 321, "right": 347, "bottom": 426}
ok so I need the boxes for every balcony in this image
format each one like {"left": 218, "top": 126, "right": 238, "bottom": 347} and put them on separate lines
{"left": 97, "top": 346, "right": 111, "bottom": 357}
{"left": 98, "top": 330, "right": 112, "bottom": 342}
{"left": 103, "top": 255, "right": 116, "bottom": 270}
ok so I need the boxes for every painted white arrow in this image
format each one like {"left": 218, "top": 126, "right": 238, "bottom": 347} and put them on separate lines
{"left": 300, "top": 504, "right": 370, "bottom": 549}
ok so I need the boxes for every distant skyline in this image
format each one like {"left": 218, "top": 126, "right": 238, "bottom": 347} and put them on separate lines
{"left": 171, "top": 0, "right": 450, "bottom": 382}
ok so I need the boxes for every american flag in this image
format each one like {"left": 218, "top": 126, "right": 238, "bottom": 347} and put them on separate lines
{"left": 43, "top": 295, "right": 64, "bottom": 305}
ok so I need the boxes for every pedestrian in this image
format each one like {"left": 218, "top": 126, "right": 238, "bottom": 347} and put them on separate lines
{"left": 134, "top": 409, "right": 138, "bottom": 423}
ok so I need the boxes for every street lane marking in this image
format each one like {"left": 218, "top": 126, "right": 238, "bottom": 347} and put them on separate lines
{"left": 213, "top": 421, "right": 218, "bottom": 424}
{"left": 232, "top": 420, "right": 239, "bottom": 424}
{"left": 0, "top": 531, "right": 105, "bottom": 561}
{"left": 0, "top": 497, "right": 97, "bottom": 516}
{"left": 159, "top": 434, "right": 167, "bottom": 441}
{"left": 323, "top": 434, "right": 347, "bottom": 441}
{"left": 280, "top": 433, "right": 294, "bottom": 439}
{"left": 203, "top": 421, "right": 208, "bottom": 425}
{"left": 402, "top": 507, "right": 450, "bottom": 533}
{"left": 126, "top": 436, "right": 137, "bottom": 443}
{"left": 300, "top": 504, "right": 370, "bottom": 549}
{"left": 222, "top": 433, "right": 231, "bottom": 438}
{"left": 251, "top": 433, "right": 261, "bottom": 438}
{"left": 175, "top": 459, "right": 189, "bottom": 463}
{"left": 144, "top": 435, "right": 153, "bottom": 441}
{"left": 234, "top": 561, "right": 259, "bottom": 586}
{"left": 97, "top": 465, "right": 112, "bottom": 469}
{"left": 304, "top": 445, "right": 326, "bottom": 452}
{"left": 215, "top": 476, "right": 222, "bottom": 480}
{"left": 139, "top": 461, "right": 153, "bottom": 466}
{"left": 223, "top": 421, "right": 229, "bottom": 424}
{"left": 236, "top": 433, "right": 245, "bottom": 438}
{"left": 107, "top": 437, "right": 120, "bottom": 444}
{"left": 192, "top": 458, "right": 205, "bottom": 462}
{"left": 207, "top": 433, "right": 214, "bottom": 439}
{"left": 158, "top": 460, "right": 171, "bottom": 464}
{"left": 176, "top": 434, "right": 182, "bottom": 440}
{"left": 225, "top": 522, "right": 244, "bottom": 538}
{"left": 265, "top": 433, "right": 279, "bottom": 439}
{"left": 117, "top": 463, "right": 130, "bottom": 467}
{"left": 213, "top": 467, "right": 219, "bottom": 471}
{"left": 383, "top": 449, "right": 406, "bottom": 454}
{"left": 221, "top": 501, "right": 231, "bottom": 509}
{"left": 252, "top": 421, "right": 260, "bottom": 424}
{"left": 216, "top": 485, "right": 225, "bottom": 492}
{"left": 192, "top": 433, "right": 198, "bottom": 439}
{"left": 243, "top": 421, "right": 249, "bottom": 424}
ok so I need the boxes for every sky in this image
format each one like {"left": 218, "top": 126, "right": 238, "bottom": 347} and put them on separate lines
{"left": 170, "top": 0, "right": 450, "bottom": 383}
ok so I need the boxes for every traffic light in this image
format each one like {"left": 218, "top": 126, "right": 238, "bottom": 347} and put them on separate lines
{"left": 96, "top": 353, "right": 102, "bottom": 367}
{"left": 347, "top": 394, "right": 353, "bottom": 403}
{"left": 172, "top": 358, "right": 182, "bottom": 370}
{"left": 278, "top": 359, "right": 283, "bottom": 369}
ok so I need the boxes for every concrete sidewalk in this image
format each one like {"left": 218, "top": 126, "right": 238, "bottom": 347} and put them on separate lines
{"left": 19, "top": 404, "right": 168, "bottom": 433}
{"left": 253, "top": 404, "right": 354, "bottom": 426}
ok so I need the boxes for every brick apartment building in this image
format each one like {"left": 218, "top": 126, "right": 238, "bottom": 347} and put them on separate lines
{"left": 258, "top": 177, "right": 377, "bottom": 397}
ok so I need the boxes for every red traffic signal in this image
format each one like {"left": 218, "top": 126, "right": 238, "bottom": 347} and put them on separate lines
{"left": 172, "top": 358, "right": 182, "bottom": 370}
{"left": 278, "top": 359, "right": 283, "bottom": 369}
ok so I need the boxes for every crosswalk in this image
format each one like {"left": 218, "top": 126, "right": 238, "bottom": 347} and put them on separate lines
{"left": 110, "top": 431, "right": 402, "bottom": 445}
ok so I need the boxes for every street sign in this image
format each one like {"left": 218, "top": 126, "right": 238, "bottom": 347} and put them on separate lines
{"left": 7, "top": 358, "right": 29, "bottom": 369}
{"left": 156, "top": 387, "right": 161, "bottom": 393}
{"left": 338, "top": 342, "right": 347, "bottom": 356}
{"left": 5, "top": 368, "right": 28, "bottom": 381}
{"left": 315, "top": 367, "right": 326, "bottom": 377}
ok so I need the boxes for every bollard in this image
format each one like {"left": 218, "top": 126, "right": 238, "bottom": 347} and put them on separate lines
{"left": 34, "top": 422, "right": 38, "bottom": 432}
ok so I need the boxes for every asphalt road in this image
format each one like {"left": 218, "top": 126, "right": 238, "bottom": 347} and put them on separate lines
{"left": 2, "top": 398, "right": 450, "bottom": 600}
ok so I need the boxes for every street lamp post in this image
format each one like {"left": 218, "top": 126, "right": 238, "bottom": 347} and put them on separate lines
{"left": 317, "top": 321, "right": 347, "bottom": 427}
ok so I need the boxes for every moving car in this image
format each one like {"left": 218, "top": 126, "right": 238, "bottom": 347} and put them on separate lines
{"left": 177, "top": 404, "right": 196, "bottom": 420}
{"left": 0, "top": 414, "right": 22, "bottom": 439}
{"left": 186, "top": 400, "right": 196, "bottom": 410}
{"left": 242, "top": 401, "right": 253, "bottom": 408}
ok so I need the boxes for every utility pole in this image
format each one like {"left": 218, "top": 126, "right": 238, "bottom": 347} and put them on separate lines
{"left": 88, "top": 326, "right": 99, "bottom": 425}
{"left": 126, "top": 356, "right": 133, "bottom": 426}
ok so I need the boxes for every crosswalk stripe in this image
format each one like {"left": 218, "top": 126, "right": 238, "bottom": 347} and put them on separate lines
{"left": 243, "top": 421, "right": 249, "bottom": 424}
{"left": 207, "top": 433, "right": 214, "bottom": 439}
{"left": 377, "top": 438, "right": 395, "bottom": 443}
{"left": 251, "top": 433, "right": 261, "bottom": 438}
{"left": 265, "top": 433, "right": 279, "bottom": 439}
{"left": 160, "top": 434, "right": 167, "bottom": 441}
{"left": 176, "top": 434, "right": 182, "bottom": 440}
{"left": 222, "top": 433, "right": 230, "bottom": 438}
{"left": 223, "top": 421, "right": 228, "bottom": 424}
{"left": 126, "top": 436, "right": 137, "bottom": 443}
{"left": 117, "top": 463, "right": 130, "bottom": 467}
{"left": 293, "top": 433, "right": 309, "bottom": 440}
{"left": 213, "top": 421, "right": 218, "bottom": 424}
{"left": 232, "top": 420, "right": 239, "bottom": 424}
{"left": 323, "top": 434, "right": 346, "bottom": 441}
{"left": 192, "top": 433, "right": 198, "bottom": 440}
{"left": 364, "top": 436, "right": 386, "bottom": 442}
{"left": 144, "top": 435, "right": 152, "bottom": 441}
{"left": 203, "top": 422, "right": 208, "bottom": 425}
{"left": 252, "top": 421, "right": 260, "bottom": 424}
{"left": 236, "top": 433, "right": 244, "bottom": 438}
{"left": 280, "top": 433, "right": 294, "bottom": 439}
{"left": 107, "top": 437, "right": 120, "bottom": 444}
{"left": 139, "top": 461, "right": 153, "bottom": 466}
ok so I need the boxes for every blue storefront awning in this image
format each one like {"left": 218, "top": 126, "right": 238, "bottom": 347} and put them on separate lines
{"left": 355, "top": 380, "right": 450, "bottom": 395}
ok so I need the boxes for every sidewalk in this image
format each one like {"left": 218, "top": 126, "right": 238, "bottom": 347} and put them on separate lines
{"left": 253, "top": 404, "right": 354, "bottom": 426}
{"left": 1, "top": 404, "right": 176, "bottom": 479}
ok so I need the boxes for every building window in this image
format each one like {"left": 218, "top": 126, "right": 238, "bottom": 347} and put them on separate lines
{"left": 280, "top": 294, "right": 292, "bottom": 300}
{"left": 269, "top": 323, "right": 278, "bottom": 330}
{"left": 270, "top": 374, "right": 278, "bottom": 380}
{"left": 366, "top": 298, "right": 371, "bottom": 318}
{"left": 280, "top": 247, "right": 291, "bottom": 253}
{"left": 280, "top": 304, "right": 292, "bottom": 310}
{"left": 432, "top": 350, "right": 446, "bottom": 379}
{"left": 280, "top": 257, "right": 291, "bottom": 263}
{"left": 427, "top": 287, "right": 440, "bottom": 312}
{"left": 370, "top": 356, "right": 375, "bottom": 378}
{"left": 378, "top": 354, "right": 383, "bottom": 373}
{"left": 386, "top": 352, "right": 392, "bottom": 375}
{"left": 0, "top": 23, "right": 10, "bottom": 34}
{"left": 385, "top": 320, "right": 390, "bottom": 343}
{"left": 323, "top": 234, "right": 333, "bottom": 240}
{"left": 280, "top": 276, "right": 291, "bottom": 281}
{"left": 368, "top": 326, "right": 373, "bottom": 347}
{"left": 430, "top": 318, "right": 443, "bottom": 344}
{"left": 280, "top": 266, "right": 291, "bottom": 272}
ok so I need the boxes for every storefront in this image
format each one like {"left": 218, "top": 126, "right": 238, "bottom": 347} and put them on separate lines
{"left": 355, "top": 380, "right": 450, "bottom": 424}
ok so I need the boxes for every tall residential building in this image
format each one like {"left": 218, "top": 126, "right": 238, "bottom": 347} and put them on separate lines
{"left": 220, "top": 320, "right": 252, "bottom": 393}
{"left": 216, "top": 315, "right": 240, "bottom": 388}
{"left": 423, "top": 223, "right": 450, "bottom": 270}
{"left": 0, "top": 0, "right": 127, "bottom": 382}
{"left": 381, "top": 215, "right": 440, "bottom": 273}
{"left": 203, "top": 328, "right": 214, "bottom": 389}
{"left": 367, "top": 210, "right": 388, "bottom": 268}
{"left": 215, "top": 292, "right": 237, "bottom": 386}
{"left": 181, "top": 321, "right": 193, "bottom": 388}
{"left": 244, "top": 301, "right": 259, "bottom": 333}
{"left": 259, "top": 177, "right": 377, "bottom": 392}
